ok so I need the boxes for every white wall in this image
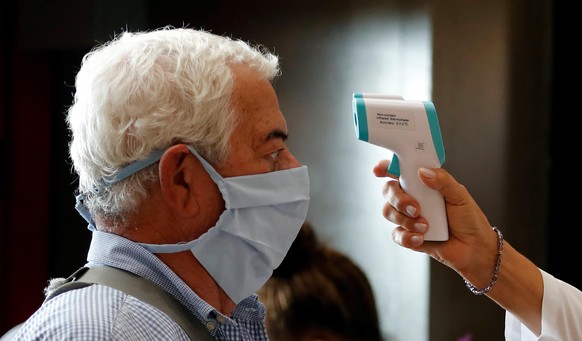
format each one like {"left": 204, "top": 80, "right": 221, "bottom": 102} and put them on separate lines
{"left": 270, "top": 3, "right": 432, "bottom": 340}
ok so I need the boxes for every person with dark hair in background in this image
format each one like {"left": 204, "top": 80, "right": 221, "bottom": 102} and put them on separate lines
{"left": 11, "top": 26, "right": 310, "bottom": 340}
{"left": 375, "top": 160, "right": 582, "bottom": 340}
{"left": 259, "top": 222, "right": 384, "bottom": 341}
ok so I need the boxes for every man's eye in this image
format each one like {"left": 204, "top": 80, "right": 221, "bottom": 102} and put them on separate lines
{"left": 270, "top": 151, "right": 280, "bottom": 161}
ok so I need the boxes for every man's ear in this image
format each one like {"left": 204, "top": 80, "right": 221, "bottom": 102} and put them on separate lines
{"left": 158, "top": 144, "right": 200, "bottom": 217}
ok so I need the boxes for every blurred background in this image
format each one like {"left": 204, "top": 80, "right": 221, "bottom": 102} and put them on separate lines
{"left": 1, "top": 0, "right": 563, "bottom": 340}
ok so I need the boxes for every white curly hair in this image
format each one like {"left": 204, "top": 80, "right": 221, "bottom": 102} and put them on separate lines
{"left": 66, "top": 26, "right": 280, "bottom": 222}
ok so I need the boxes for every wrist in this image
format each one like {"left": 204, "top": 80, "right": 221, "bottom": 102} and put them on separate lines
{"left": 463, "top": 227, "right": 504, "bottom": 295}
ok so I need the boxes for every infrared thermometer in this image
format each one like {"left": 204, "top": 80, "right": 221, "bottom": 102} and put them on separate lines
{"left": 352, "top": 93, "right": 448, "bottom": 241}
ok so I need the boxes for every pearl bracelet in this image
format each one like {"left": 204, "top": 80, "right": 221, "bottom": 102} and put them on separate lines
{"left": 464, "top": 227, "right": 504, "bottom": 295}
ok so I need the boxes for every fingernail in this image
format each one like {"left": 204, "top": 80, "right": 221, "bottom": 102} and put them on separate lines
{"left": 411, "top": 235, "right": 423, "bottom": 246}
{"left": 414, "top": 222, "right": 427, "bottom": 233}
{"left": 419, "top": 167, "right": 436, "bottom": 179}
{"left": 406, "top": 205, "right": 417, "bottom": 217}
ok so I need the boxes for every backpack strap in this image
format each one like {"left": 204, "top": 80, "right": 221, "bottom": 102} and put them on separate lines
{"left": 46, "top": 266, "right": 214, "bottom": 341}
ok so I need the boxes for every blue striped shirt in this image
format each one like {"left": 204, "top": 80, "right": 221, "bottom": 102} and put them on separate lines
{"left": 13, "top": 231, "right": 269, "bottom": 340}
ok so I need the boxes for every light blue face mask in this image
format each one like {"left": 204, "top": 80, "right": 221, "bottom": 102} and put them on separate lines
{"left": 76, "top": 146, "right": 310, "bottom": 304}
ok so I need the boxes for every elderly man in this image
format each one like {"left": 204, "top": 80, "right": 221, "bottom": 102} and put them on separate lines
{"left": 14, "top": 27, "right": 310, "bottom": 340}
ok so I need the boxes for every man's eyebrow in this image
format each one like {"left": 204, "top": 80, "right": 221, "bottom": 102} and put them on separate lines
{"left": 266, "top": 129, "right": 288, "bottom": 141}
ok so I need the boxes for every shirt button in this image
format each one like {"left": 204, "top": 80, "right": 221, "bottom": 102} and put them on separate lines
{"left": 216, "top": 315, "right": 225, "bottom": 323}
{"left": 206, "top": 320, "right": 216, "bottom": 331}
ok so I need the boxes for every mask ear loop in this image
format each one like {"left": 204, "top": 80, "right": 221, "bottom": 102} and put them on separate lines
{"left": 75, "top": 150, "right": 166, "bottom": 231}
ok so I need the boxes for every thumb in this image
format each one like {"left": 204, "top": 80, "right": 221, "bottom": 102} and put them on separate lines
{"left": 417, "top": 167, "right": 469, "bottom": 206}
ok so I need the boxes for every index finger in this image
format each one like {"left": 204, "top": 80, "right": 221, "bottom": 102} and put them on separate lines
{"left": 373, "top": 159, "right": 397, "bottom": 178}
